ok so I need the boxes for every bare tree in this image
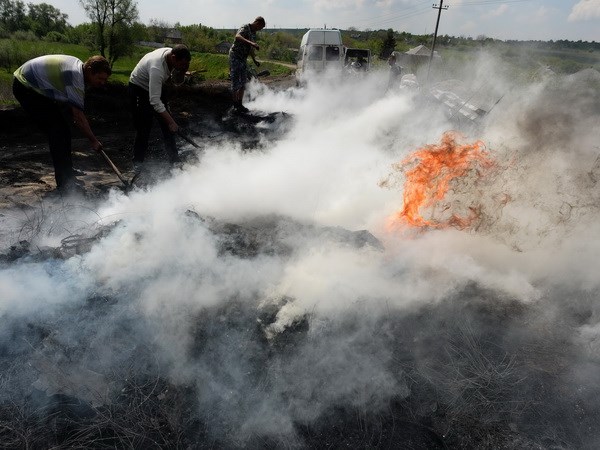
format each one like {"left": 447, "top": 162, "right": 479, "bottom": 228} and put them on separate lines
{"left": 79, "top": 0, "right": 138, "bottom": 66}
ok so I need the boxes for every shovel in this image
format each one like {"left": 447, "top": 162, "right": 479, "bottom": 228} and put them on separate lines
{"left": 99, "top": 148, "right": 129, "bottom": 188}
{"left": 177, "top": 130, "right": 201, "bottom": 149}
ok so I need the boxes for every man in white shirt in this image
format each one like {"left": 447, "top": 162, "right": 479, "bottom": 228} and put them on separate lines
{"left": 128, "top": 44, "right": 191, "bottom": 172}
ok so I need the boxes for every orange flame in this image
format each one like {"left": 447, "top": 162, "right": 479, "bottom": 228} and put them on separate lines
{"left": 383, "top": 131, "right": 495, "bottom": 231}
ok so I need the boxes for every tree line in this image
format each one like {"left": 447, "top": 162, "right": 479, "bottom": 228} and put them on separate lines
{"left": 0, "top": 0, "right": 68, "bottom": 39}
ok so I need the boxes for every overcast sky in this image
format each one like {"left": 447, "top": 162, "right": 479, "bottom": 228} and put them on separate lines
{"left": 47, "top": 0, "right": 599, "bottom": 41}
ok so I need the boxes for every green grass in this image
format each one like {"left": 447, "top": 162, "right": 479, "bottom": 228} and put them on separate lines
{"left": 0, "top": 39, "right": 98, "bottom": 104}
{"left": 109, "top": 46, "right": 157, "bottom": 84}
{"left": 188, "top": 52, "right": 293, "bottom": 80}
{"left": 0, "top": 39, "right": 93, "bottom": 63}
{"left": 190, "top": 52, "right": 231, "bottom": 80}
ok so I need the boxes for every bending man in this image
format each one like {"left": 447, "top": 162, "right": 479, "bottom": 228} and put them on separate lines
{"left": 12, "top": 55, "right": 111, "bottom": 192}
{"left": 129, "top": 44, "right": 191, "bottom": 172}
{"left": 228, "top": 16, "right": 265, "bottom": 113}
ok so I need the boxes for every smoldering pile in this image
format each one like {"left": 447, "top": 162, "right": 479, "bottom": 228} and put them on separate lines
{"left": 1, "top": 210, "right": 600, "bottom": 449}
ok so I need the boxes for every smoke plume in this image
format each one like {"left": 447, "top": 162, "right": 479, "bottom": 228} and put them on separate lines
{"left": 1, "top": 54, "right": 600, "bottom": 447}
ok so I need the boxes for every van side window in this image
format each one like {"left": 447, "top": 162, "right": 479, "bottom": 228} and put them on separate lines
{"left": 326, "top": 46, "right": 340, "bottom": 61}
{"left": 308, "top": 46, "right": 323, "bottom": 61}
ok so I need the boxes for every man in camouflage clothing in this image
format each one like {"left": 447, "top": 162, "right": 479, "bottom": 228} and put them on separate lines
{"left": 228, "top": 16, "right": 265, "bottom": 113}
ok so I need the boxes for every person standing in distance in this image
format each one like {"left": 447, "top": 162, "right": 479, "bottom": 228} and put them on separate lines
{"left": 12, "top": 54, "right": 111, "bottom": 193}
{"left": 229, "top": 16, "right": 265, "bottom": 113}
{"left": 128, "top": 44, "right": 191, "bottom": 173}
{"left": 386, "top": 52, "right": 403, "bottom": 92}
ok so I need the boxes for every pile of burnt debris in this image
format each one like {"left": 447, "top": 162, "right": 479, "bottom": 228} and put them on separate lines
{"left": 1, "top": 213, "right": 599, "bottom": 449}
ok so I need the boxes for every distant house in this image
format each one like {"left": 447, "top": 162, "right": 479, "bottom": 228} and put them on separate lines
{"left": 405, "top": 44, "right": 440, "bottom": 59}
{"left": 405, "top": 44, "right": 430, "bottom": 56}
{"left": 398, "top": 44, "right": 441, "bottom": 69}
{"left": 215, "top": 41, "right": 231, "bottom": 54}
{"left": 164, "top": 29, "right": 183, "bottom": 44}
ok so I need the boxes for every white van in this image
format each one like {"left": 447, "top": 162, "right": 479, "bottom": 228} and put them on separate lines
{"left": 296, "top": 29, "right": 345, "bottom": 78}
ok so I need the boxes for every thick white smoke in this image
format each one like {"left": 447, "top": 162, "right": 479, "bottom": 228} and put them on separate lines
{"left": 1, "top": 53, "right": 599, "bottom": 446}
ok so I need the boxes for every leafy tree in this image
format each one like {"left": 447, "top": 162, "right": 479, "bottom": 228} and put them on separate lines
{"left": 66, "top": 22, "right": 96, "bottom": 47}
{"left": 379, "top": 28, "right": 396, "bottom": 59}
{"left": 0, "top": 0, "right": 26, "bottom": 32}
{"left": 262, "top": 31, "right": 301, "bottom": 63}
{"left": 79, "top": 0, "right": 139, "bottom": 65}
{"left": 106, "top": 19, "right": 135, "bottom": 64}
{"left": 146, "top": 18, "right": 170, "bottom": 43}
{"left": 43, "top": 30, "right": 67, "bottom": 42}
{"left": 27, "top": 2, "right": 68, "bottom": 37}
{"left": 179, "top": 24, "right": 234, "bottom": 53}
{"left": 129, "top": 20, "right": 147, "bottom": 41}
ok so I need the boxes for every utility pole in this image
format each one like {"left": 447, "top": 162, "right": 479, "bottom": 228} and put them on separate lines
{"left": 427, "top": 0, "right": 449, "bottom": 84}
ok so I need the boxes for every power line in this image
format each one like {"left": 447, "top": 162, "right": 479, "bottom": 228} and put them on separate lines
{"left": 335, "top": 0, "right": 537, "bottom": 35}
{"left": 338, "top": 1, "right": 433, "bottom": 30}
{"left": 340, "top": 0, "right": 536, "bottom": 30}
{"left": 453, "top": 0, "right": 535, "bottom": 6}
{"left": 362, "top": 7, "right": 433, "bottom": 29}
{"left": 348, "top": 0, "right": 432, "bottom": 24}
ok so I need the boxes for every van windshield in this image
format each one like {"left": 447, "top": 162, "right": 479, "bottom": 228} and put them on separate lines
{"left": 308, "top": 46, "right": 323, "bottom": 61}
{"left": 325, "top": 46, "right": 340, "bottom": 61}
